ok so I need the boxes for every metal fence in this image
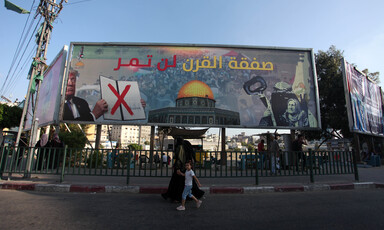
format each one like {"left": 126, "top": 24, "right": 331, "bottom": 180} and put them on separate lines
{"left": 0, "top": 146, "right": 358, "bottom": 184}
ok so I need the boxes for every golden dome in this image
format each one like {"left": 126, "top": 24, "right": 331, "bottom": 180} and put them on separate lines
{"left": 177, "top": 80, "right": 214, "bottom": 100}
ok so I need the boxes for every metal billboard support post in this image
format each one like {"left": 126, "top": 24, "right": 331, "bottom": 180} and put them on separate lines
{"left": 95, "top": 125, "right": 102, "bottom": 150}
{"left": 60, "top": 145, "right": 67, "bottom": 183}
{"left": 0, "top": 146, "right": 7, "bottom": 179}
{"left": 150, "top": 126, "right": 155, "bottom": 152}
{"left": 309, "top": 148, "right": 314, "bottom": 183}
{"left": 352, "top": 149, "right": 359, "bottom": 182}
{"left": 353, "top": 133, "right": 361, "bottom": 162}
{"left": 255, "top": 149, "right": 259, "bottom": 185}
{"left": 30, "top": 118, "right": 40, "bottom": 149}
{"left": 77, "top": 124, "right": 93, "bottom": 150}
{"left": 220, "top": 128, "right": 226, "bottom": 165}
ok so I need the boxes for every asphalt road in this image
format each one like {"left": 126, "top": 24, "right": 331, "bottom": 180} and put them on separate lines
{"left": 1, "top": 190, "right": 383, "bottom": 230}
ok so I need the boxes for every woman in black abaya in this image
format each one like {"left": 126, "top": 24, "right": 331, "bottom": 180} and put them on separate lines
{"left": 161, "top": 138, "right": 204, "bottom": 202}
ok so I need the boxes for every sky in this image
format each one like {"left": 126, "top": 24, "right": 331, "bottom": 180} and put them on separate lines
{"left": 0, "top": 0, "right": 383, "bottom": 137}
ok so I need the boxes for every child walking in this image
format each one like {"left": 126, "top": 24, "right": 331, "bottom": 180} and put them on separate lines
{"left": 176, "top": 161, "right": 202, "bottom": 211}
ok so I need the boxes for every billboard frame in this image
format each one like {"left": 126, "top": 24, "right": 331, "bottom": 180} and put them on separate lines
{"left": 23, "top": 45, "right": 68, "bottom": 131}
{"left": 61, "top": 42, "right": 321, "bottom": 130}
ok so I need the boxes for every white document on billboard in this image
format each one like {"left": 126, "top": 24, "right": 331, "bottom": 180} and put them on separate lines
{"left": 99, "top": 75, "right": 146, "bottom": 121}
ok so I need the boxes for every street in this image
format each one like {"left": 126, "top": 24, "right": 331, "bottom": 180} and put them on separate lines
{"left": 0, "top": 190, "right": 383, "bottom": 230}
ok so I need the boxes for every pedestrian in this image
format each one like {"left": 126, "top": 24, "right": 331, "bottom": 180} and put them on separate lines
{"left": 161, "top": 138, "right": 204, "bottom": 202}
{"left": 135, "top": 153, "right": 139, "bottom": 165}
{"left": 114, "top": 143, "right": 121, "bottom": 168}
{"left": 167, "top": 155, "right": 171, "bottom": 166}
{"left": 257, "top": 139, "right": 265, "bottom": 152}
{"left": 257, "top": 139, "right": 266, "bottom": 168}
{"left": 268, "top": 133, "right": 281, "bottom": 175}
{"left": 292, "top": 134, "right": 307, "bottom": 170}
{"left": 35, "top": 134, "right": 49, "bottom": 170}
{"left": 14, "top": 134, "right": 28, "bottom": 168}
{"left": 162, "top": 153, "right": 168, "bottom": 167}
{"left": 154, "top": 153, "right": 160, "bottom": 167}
{"left": 176, "top": 161, "right": 203, "bottom": 211}
{"left": 49, "top": 133, "right": 64, "bottom": 169}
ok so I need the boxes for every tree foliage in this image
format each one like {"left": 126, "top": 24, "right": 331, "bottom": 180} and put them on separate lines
{"left": 303, "top": 46, "right": 350, "bottom": 141}
{"left": 58, "top": 123, "right": 87, "bottom": 148}
{"left": 128, "top": 143, "right": 142, "bottom": 150}
{"left": 304, "top": 45, "right": 380, "bottom": 145}
{"left": 0, "top": 104, "right": 22, "bottom": 129}
{"left": 247, "top": 143, "right": 255, "bottom": 152}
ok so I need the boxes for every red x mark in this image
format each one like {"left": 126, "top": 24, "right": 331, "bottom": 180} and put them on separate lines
{"left": 108, "top": 83, "right": 134, "bottom": 116}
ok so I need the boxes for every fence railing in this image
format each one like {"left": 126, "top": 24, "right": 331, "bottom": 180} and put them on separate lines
{"left": 0, "top": 146, "right": 358, "bottom": 184}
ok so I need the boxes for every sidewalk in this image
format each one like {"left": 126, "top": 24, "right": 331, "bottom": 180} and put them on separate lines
{"left": 1, "top": 166, "right": 383, "bottom": 194}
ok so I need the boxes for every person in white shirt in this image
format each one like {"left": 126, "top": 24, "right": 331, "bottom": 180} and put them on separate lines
{"left": 176, "top": 161, "right": 202, "bottom": 211}
{"left": 162, "top": 153, "right": 168, "bottom": 167}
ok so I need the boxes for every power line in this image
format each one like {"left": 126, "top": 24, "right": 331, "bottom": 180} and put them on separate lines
{"left": 0, "top": 16, "right": 41, "bottom": 98}
{"left": 5, "top": 44, "right": 37, "bottom": 99}
{"left": 0, "top": 1, "right": 40, "bottom": 99}
{"left": 1, "top": 0, "right": 89, "bottom": 100}
{"left": 7, "top": 1, "right": 36, "bottom": 76}
{"left": 67, "top": 0, "right": 93, "bottom": 6}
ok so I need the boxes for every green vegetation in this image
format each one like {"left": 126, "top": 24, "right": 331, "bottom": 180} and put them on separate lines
{"left": 59, "top": 124, "right": 87, "bottom": 148}
{"left": 303, "top": 45, "right": 380, "bottom": 146}
{"left": 128, "top": 143, "right": 142, "bottom": 150}
{"left": 0, "top": 104, "right": 22, "bottom": 130}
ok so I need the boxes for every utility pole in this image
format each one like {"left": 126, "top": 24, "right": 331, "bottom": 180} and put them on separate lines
{"left": 15, "top": 0, "right": 66, "bottom": 148}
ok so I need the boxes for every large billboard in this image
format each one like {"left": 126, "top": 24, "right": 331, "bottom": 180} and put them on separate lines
{"left": 342, "top": 59, "right": 384, "bottom": 135}
{"left": 63, "top": 43, "right": 320, "bottom": 129}
{"left": 24, "top": 46, "right": 68, "bottom": 130}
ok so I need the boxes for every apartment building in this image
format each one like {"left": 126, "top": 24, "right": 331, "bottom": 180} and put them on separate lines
{"left": 109, "top": 125, "right": 151, "bottom": 147}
